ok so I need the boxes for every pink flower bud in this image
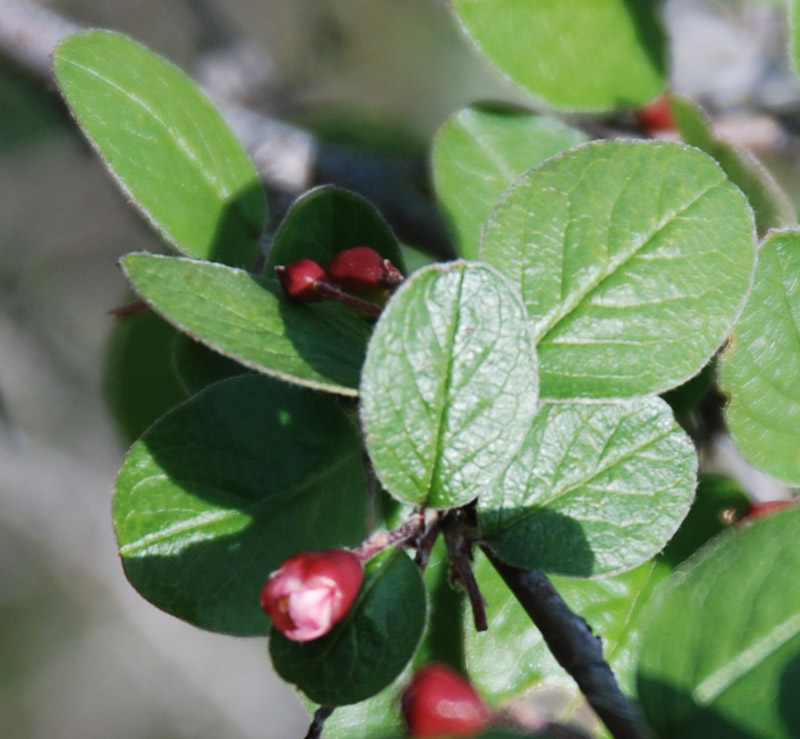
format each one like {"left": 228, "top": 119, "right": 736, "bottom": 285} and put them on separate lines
{"left": 401, "top": 663, "right": 490, "bottom": 738}
{"left": 260, "top": 549, "right": 364, "bottom": 642}
{"left": 275, "top": 259, "right": 328, "bottom": 303}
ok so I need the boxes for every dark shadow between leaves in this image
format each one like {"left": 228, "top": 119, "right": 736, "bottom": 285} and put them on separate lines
{"left": 481, "top": 507, "right": 595, "bottom": 577}
{"left": 779, "top": 652, "right": 800, "bottom": 736}
{"left": 206, "top": 178, "right": 267, "bottom": 269}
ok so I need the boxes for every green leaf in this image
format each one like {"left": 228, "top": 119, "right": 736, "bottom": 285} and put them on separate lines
{"left": 172, "top": 333, "right": 247, "bottom": 396}
{"left": 449, "top": 0, "right": 666, "bottom": 112}
{"left": 637, "top": 507, "right": 800, "bottom": 738}
{"left": 113, "top": 374, "right": 367, "bottom": 635}
{"left": 671, "top": 95, "right": 795, "bottom": 235}
{"left": 482, "top": 140, "right": 757, "bottom": 399}
{"left": 53, "top": 31, "right": 266, "bottom": 267}
{"left": 121, "top": 253, "right": 371, "bottom": 396}
{"left": 360, "top": 262, "right": 539, "bottom": 508}
{"left": 720, "top": 229, "right": 800, "bottom": 486}
{"left": 468, "top": 475, "right": 749, "bottom": 702}
{"left": 479, "top": 397, "right": 697, "bottom": 576}
{"left": 265, "top": 185, "right": 405, "bottom": 274}
{"left": 432, "top": 104, "right": 588, "bottom": 259}
{"left": 270, "top": 549, "right": 427, "bottom": 706}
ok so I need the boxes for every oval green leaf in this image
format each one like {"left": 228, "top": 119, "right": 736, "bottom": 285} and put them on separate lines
{"left": 432, "top": 104, "right": 588, "bottom": 259}
{"left": 54, "top": 31, "right": 266, "bottom": 267}
{"left": 121, "top": 253, "right": 371, "bottom": 396}
{"left": 479, "top": 397, "right": 697, "bottom": 576}
{"left": 450, "top": 0, "right": 667, "bottom": 112}
{"left": 637, "top": 507, "right": 800, "bottom": 738}
{"left": 265, "top": 185, "right": 405, "bottom": 274}
{"left": 720, "top": 229, "right": 800, "bottom": 485}
{"left": 360, "top": 262, "right": 539, "bottom": 509}
{"left": 269, "top": 549, "right": 427, "bottom": 706}
{"left": 172, "top": 333, "right": 247, "bottom": 396}
{"left": 671, "top": 95, "right": 795, "bottom": 235}
{"left": 113, "top": 374, "right": 368, "bottom": 635}
{"left": 482, "top": 140, "right": 757, "bottom": 399}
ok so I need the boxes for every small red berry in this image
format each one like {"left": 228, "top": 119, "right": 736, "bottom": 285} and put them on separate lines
{"left": 328, "top": 247, "right": 402, "bottom": 295}
{"left": 260, "top": 550, "right": 364, "bottom": 642}
{"left": 275, "top": 259, "right": 328, "bottom": 303}
{"left": 636, "top": 95, "right": 675, "bottom": 134}
{"left": 401, "top": 663, "right": 490, "bottom": 738}
{"left": 742, "top": 499, "right": 798, "bottom": 522}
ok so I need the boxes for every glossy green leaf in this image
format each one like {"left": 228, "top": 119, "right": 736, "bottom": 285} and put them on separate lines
{"left": 482, "top": 141, "right": 757, "bottom": 399}
{"left": 637, "top": 507, "right": 800, "bottom": 738}
{"left": 360, "top": 262, "right": 539, "bottom": 508}
{"left": 53, "top": 31, "right": 266, "bottom": 267}
{"left": 122, "top": 253, "right": 371, "bottom": 396}
{"left": 270, "top": 549, "right": 427, "bottom": 706}
{"left": 114, "top": 374, "right": 367, "bottom": 635}
{"left": 479, "top": 397, "right": 697, "bottom": 576}
{"left": 450, "top": 0, "right": 666, "bottom": 112}
{"left": 671, "top": 95, "right": 795, "bottom": 235}
{"left": 265, "top": 185, "right": 405, "bottom": 274}
{"left": 172, "top": 333, "right": 247, "bottom": 396}
{"left": 720, "top": 229, "right": 800, "bottom": 485}
{"left": 432, "top": 104, "right": 588, "bottom": 259}
{"left": 468, "top": 475, "right": 749, "bottom": 702}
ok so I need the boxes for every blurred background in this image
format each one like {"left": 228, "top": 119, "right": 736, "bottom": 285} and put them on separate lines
{"left": 1, "top": 0, "right": 799, "bottom": 737}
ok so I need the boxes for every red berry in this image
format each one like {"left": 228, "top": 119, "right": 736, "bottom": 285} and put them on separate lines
{"left": 401, "top": 663, "right": 490, "bottom": 738}
{"left": 328, "top": 247, "right": 401, "bottom": 295}
{"left": 636, "top": 95, "right": 675, "bottom": 134}
{"left": 260, "top": 550, "right": 364, "bottom": 642}
{"left": 275, "top": 259, "right": 328, "bottom": 303}
{"left": 742, "top": 500, "right": 798, "bottom": 522}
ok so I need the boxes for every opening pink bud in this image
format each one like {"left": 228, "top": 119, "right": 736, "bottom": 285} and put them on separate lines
{"left": 260, "top": 549, "right": 364, "bottom": 642}
{"left": 328, "top": 246, "right": 399, "bottom": 295}
{"left": 401, "top": 663, "right": 490, "bottom": 738}
{"left": 275, "top": 259, "right": 328, "bottom": 303}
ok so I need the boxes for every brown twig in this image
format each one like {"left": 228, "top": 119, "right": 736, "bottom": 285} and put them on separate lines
{"left": 482, "top": 546, "right": 653, "bottom": 739}
{"left": 303, "top": 705, "right": 334, "bottom": 739}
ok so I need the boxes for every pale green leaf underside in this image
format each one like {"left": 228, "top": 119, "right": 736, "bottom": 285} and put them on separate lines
{"left": 432, "top": 104, "right": 588, "bottom": 259}
{"left": 360, "top": 262, "right": 539, "bottom": 509}
{"left": 113, "top": 375, "right": 367, "bottom": 635}
{"left": 54, "top": 31, "right": 265, "bottom": 267}
{"left": 122, "top": 253, "right": 371, "bottom": 396}
{"left": 450, "top": 0, "right": 666, "bottom": 112}
{"left": 721, "top": 230, "right": 800, "bottom": 485}
{"left": 637, "top": 508, "right": 800, "bottom": 738}
{"left": 480, "top": 397, "right": 697, "bottom": 576}
{"left": 482, "top": 140, "right": 757, "bottom": 399}
{"left": 671, "top": 95, "right": 795, "bottom": 235}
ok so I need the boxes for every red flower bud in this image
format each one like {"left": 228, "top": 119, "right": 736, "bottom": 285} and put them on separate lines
{"left": 743, "top": 499, "right": 798, "bottom": 522}
{"left": 260, "top": 549, "right": 364, "bottom": 642}
{"left": 328, "top": 247, "right": 402, "bottom": 295}
{"left": 275, "top": 259, "right": 328, "bottom": 303}
{"left": 636, "top": 95, "right": 675, "bottom": 134}
{"left": 401, "top": 663, "right": 490, "bottom": 738}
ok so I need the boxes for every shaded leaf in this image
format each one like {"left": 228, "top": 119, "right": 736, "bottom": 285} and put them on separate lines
{"left": 54, "top": 31, "right": 266, "bottom": 266}
{"left": 450, "top": 0, "right": 666, "bottom": 112}
{"left": 172, "top": 333, "right": 247, "bottom": 396}
{"left": 113, "top": 374, "right": 367, "bottom": 635}
{"left": 432, "top": 104, "right": 588, "bottom": 259}
{"left": 720, "top": 229, "right": 800, "bottom": 485}
{"left": 482, "top": 141, "right": 756, "bottom": 399}
{"left": 122, "top": 253, "right": 371, "bottom": 396}
{"left": 360, "top": 262, "right": 539, "bottom": 508}
{"left": 270, "top": 549, "right": 427, "bottom": 706}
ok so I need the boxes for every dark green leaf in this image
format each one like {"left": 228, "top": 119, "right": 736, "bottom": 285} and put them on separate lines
{"left": 114, "top": 374, "right": 367, "bottom": 635}
{"left": 479, "top": 397, "right": 697, "bottom": 576}
{"left": 360, "top": 262, "right": 539, "bottom": 508}
{"left": 450, "top": 0, "right": 666, "bottom": 112}
{"left": 172, "top": 333, "right": 247, "bottom": 396}
{"left": 54, "top": 31, "right": 266, "bottom": 266}
{"left": 270, "top": 549, "right": 427, "bottom": 705}
{"left": 637, "top": 507, "right": 800, "bottom": 738}
{"left": 482, "top": 141, "right": 757, "bottom": 399}
{"left": 265, "top": 185, "right": 405, "bottom": 275}
{"left": 720, "top": 229, "right": 800, "bottom": 486}
{"left": 122, "top": 253, "right": 371, "bottom": 396}
{"left": 432, "top": 104, "right": 588, "bottom": 259}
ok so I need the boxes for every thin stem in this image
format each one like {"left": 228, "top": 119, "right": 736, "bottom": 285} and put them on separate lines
{"left": 444, "top": 518, "right": 487, "bottom": 632}
{"left": 303, "top": 705, "right": 334, "bottom": 739}
{"left": 482, "top": 546, "right": 653, "bottom": 739}
{"left": 353, "top": 510, "right": 436, "bottom": 564}
{"left": 315, "top": 281, "right": 383, "bottom": 316}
